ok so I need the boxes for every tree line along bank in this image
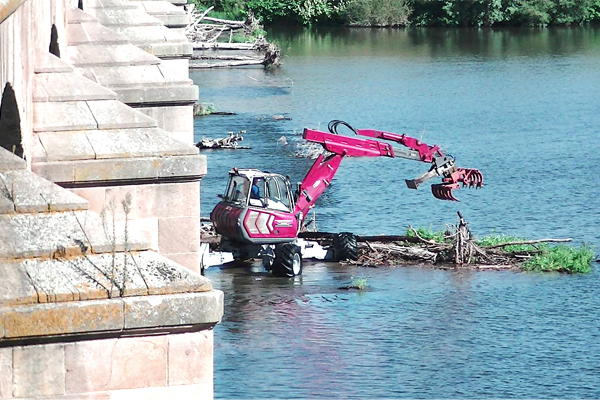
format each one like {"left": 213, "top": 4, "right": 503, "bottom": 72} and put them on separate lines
{"left": 189, "top": 0, "right": 600, "bottom": 27}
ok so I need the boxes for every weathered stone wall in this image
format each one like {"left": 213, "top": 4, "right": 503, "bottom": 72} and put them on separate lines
{"left": 0, "top": 0, "right": 70, "bottom": 165}
{"left": 0, "top": 1, "right": 221, "bottom": 399}
{"left": 0, "top": 331, "right": 214, "bottom": 399}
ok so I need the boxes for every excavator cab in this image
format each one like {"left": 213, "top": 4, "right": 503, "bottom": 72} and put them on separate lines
{"left": 220, "top": 169, "right": 295, "bottom": 212}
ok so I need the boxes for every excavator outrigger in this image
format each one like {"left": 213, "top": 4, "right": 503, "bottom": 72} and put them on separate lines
{"left": 209, "top": 121, "right": 483, "bottom": 277}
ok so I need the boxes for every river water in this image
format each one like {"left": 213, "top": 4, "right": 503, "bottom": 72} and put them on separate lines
{"left": 191, "top": 28, "right": 600, "bottom": 398}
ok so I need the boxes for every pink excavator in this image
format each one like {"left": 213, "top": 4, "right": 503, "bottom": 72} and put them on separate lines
{"left": 210, "top": 120, "right": 483, "bottom": 277}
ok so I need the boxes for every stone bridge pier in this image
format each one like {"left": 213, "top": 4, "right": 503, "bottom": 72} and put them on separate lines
{"left": 0, "top": 0, "right": 223, "bottom": 399}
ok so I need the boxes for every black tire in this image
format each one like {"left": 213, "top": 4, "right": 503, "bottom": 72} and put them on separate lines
{"left": 334, "top": 232, "right": 358, "bottom": 261}
{"left": 272, "top": 243, "right": 303, "bottom": 277}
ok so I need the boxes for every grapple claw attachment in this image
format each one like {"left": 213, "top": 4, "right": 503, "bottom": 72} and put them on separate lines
{"left": 430, "top": 168, "right": 483, "bottom": 201}
{"left": 432, "top": 183, "right": 460, "bottom": 201}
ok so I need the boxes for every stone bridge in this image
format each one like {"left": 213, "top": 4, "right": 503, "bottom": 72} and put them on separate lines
{"left": 0, "top": 0, "right": 223, "bottom": 398}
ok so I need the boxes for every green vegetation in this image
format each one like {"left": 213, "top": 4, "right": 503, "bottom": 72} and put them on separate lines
{"left": 406, "top": 225, "right": 448, "bottom": 243}
{"left": 523, "top": 244, "right": 594, "bottom": 274}
{"left": 351, "top": 277, "right": 369, "bottom": 290}
{"left": 477, "top": 234, "right": 594, "bottom": 273}
{"left": 190, "top": 0, "right": 600, "bottom": 27}
{"left": 476, "top": 233, "right": 537, "bottom": 253}
{"left": 193, "top": 103, "right": 217, "bottom": 116}
{"left": 339, "top": 277, "right": 369, "bottom": 290}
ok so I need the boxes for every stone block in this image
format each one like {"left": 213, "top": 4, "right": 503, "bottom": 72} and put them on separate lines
{"left": 3, "top": 170, "right": 88, "bottom": 213}
{"left": 22, "top": 259, "right": 81, "bottom": 304}
{"left": 67, "top": 22, "right": 92, "bottom": 46}
{"left": 158, "top": 216, "right": 200, "bottom": 254}
{"left": 78, "top": 22, "right": 131, "bottom": 45}
{"left": 13, "top": 343, "right": 65, "bottom": 398}
{"left": 135, "top": 181, "right": 200, "bottom": 219}
{"left": 29, "top": 134, "right": 48, "bottom": 163}
{"left": 130, "top": 251, "right": 212, "bottom": 295}
{"left": 0, "top": 195, "right": 13, "bottom": 214}
{"left": 68, "top": 7, "right": 98, "bottom": 23}
{"left": 158, "top": 154, "right": 205, "bottom": 179}
{"left": 86, "top": 100, "right": 157, "bottom": 130}
{"left": 155, "top": 58, "right": 189, "bottom": 78}
{"left": 0, "top": 147, "right": 26, "bottom": 172}
{"left": 67, "top": 43, "right": 161, "bottom": 67}
{"left": 0, "top": 348, "right": 11, "bottom": 398}
{"left": 129, "top": 217, "right": 159, "bottom": 250}
{"left": 168, "top": 330, "right": 213, "bottom": 386}
{"left": 101, "top": 383, "right": 212, "bottom": 400}
{"left": 0, "top": 263, "right": 38, "bottom": 306}
{"left": 104, "top": 186, "right": 137, "bottom": 220}
{"left": 148, "top": 42, "right": 193, "bottom": 58}
{"left": 33, "top": 76, "right": 49, "bottom": 102}
{"left": 83, "top": 65, "right": 166, "bottom": 89}
{"left": 31, "top": 161, "right": 76, "bottom": 184}
{"left": 72, "top": 158, "right": 160, "bottom": 183}
{"left": 114, "top": 26, "right": 186, "bottom": 45}
{"left": 35, "top": 73, "right": 118, "bottom": 102}
{"left": 85, "top": 128, "right": 195, "bottom": 160}
{"left": 65, "top": 336, "right": 167, "bottom": 393}
{"left": 38, "top": 131, "right": 97, "bottom": 161}
{"left": 93, "top": 8, "right": 164, "bottom": 27}
{"left": 0, "top": 213, "right": 91, "bottom": 260}
{"left": 123, "top": 291, "right": 223, "bottom": 330}
{"left": 164, "top": 252, "right": 201, "bottom": 274}
{"left": 34, "top": 50, "right": 74, "bottom": 73}
{"left": 33, "top": 101, "right": 97, "bottom": 132}
{"left": 137, "top": 105, "right": 194, "bottom": 137}
{"left": 70, "top": 187, "right": 106, "bottom": 215}
{"left": 2, "top": 299, "right": 124, "bottom": 338}
{"left": 116, "top": 84, "right": 198, "bottom": 106}
{"left": 75, "top": 210, "right": 149, "bottom": 254}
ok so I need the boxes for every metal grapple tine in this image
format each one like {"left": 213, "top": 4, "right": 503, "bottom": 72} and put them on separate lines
{"left": 431, "top": 184, "right": 460, "bottom": 202}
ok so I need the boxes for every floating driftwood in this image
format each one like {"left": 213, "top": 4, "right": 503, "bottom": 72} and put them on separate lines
{"left": 185, "top": 5, "right": 280, "bottom": 68}
{"left": 195, "top": 131, "right": 250, "bottom": 149}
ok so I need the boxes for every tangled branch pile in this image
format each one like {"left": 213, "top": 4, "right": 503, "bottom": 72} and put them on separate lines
{"left": 351, "top": 212, "right": 587, "bottom": 272}
{"left": 185, "top": 5, "right": 280, "bottom": 67}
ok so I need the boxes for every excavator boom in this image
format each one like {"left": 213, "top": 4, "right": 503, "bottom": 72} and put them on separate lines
{"left": 294, "top": 122, "right": 483, "bottom": 218}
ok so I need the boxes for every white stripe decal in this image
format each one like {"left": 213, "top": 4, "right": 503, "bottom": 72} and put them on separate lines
{"left": 247, "top": 211, "right": 259, "bottom": 234}
{"left": 267, "top": 215, "right": 274, "bottom": 232}
{"left": 257, "top": 213, "right": 270, "bottom": 234}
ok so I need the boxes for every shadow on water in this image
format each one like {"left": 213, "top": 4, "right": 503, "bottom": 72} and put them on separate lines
{"left": 193, "top": 26, "right": 600, "bottom": 399}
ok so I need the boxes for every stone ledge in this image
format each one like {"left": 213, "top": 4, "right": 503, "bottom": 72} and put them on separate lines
{"left": 67, "top": 43, "right": 161, "bottom": 67}
{"left": 0, "top": 251, "right": 212, "bottom": 306}
{"left": 0, "top": 147, "right": 26, "bottom": 172}
{"left": 0, "top": 290, "right": 222, "bottom": 341}
{"left": 0, "top": 169, "right": 89, "bottom": 214}
{"left": 33, "top": 100, "right": 158, "bottom": 132}
{"left": 0, "top": 210, "right": 149, "bottom": 261}
{"left": 34, "top": 50, "right": 74, "bottom": 74}
{"left": 32, "top": 154, "right": 206, "bottom": 185}
{"left": 33, "top": 72, "right": 118, "bottom": 103}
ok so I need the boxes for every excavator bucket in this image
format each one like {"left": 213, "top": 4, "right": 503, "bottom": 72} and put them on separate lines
{"left": 431, "top": 168, "right": 484, "bottom": 201}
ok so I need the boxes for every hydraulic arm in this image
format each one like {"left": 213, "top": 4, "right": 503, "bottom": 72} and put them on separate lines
{"left": 293, "top": 121, "right": 483, "bottom": 218}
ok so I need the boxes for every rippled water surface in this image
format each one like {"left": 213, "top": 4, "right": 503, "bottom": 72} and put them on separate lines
{"left": 192, "top": 27, "right": 600, "bottom": 398}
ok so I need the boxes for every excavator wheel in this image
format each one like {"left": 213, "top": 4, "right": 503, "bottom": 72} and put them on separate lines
{"left": 272, "top": 243, "right": 303, "bottom": 277}
{"left": 334, "top": 232, "right": 358, "bottom": 261}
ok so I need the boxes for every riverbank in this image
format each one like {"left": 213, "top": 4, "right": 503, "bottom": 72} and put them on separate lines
{"left": 189, "top": 0, "right": 600, "bottom": 28}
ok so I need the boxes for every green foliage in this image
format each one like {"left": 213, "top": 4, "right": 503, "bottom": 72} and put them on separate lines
{"left": 343, "top": 0, "right": 412, "bottom": 26}
{"left": 410, "top": 0, "right": 600, "bottom": 27}
{"left": 351, "top": 277, "right": 369, "bottom": 290}
{"left": 476, "top": 234, "right": 538, "bottom": 253}
{"left": 189, "top": 0, "right": 247, "bottom": 19}
{"left": 406, "top": 226, "right": 448, "bottom": 243}
{"left": 523, "top": 244, "right": 594, "bottom": 274}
